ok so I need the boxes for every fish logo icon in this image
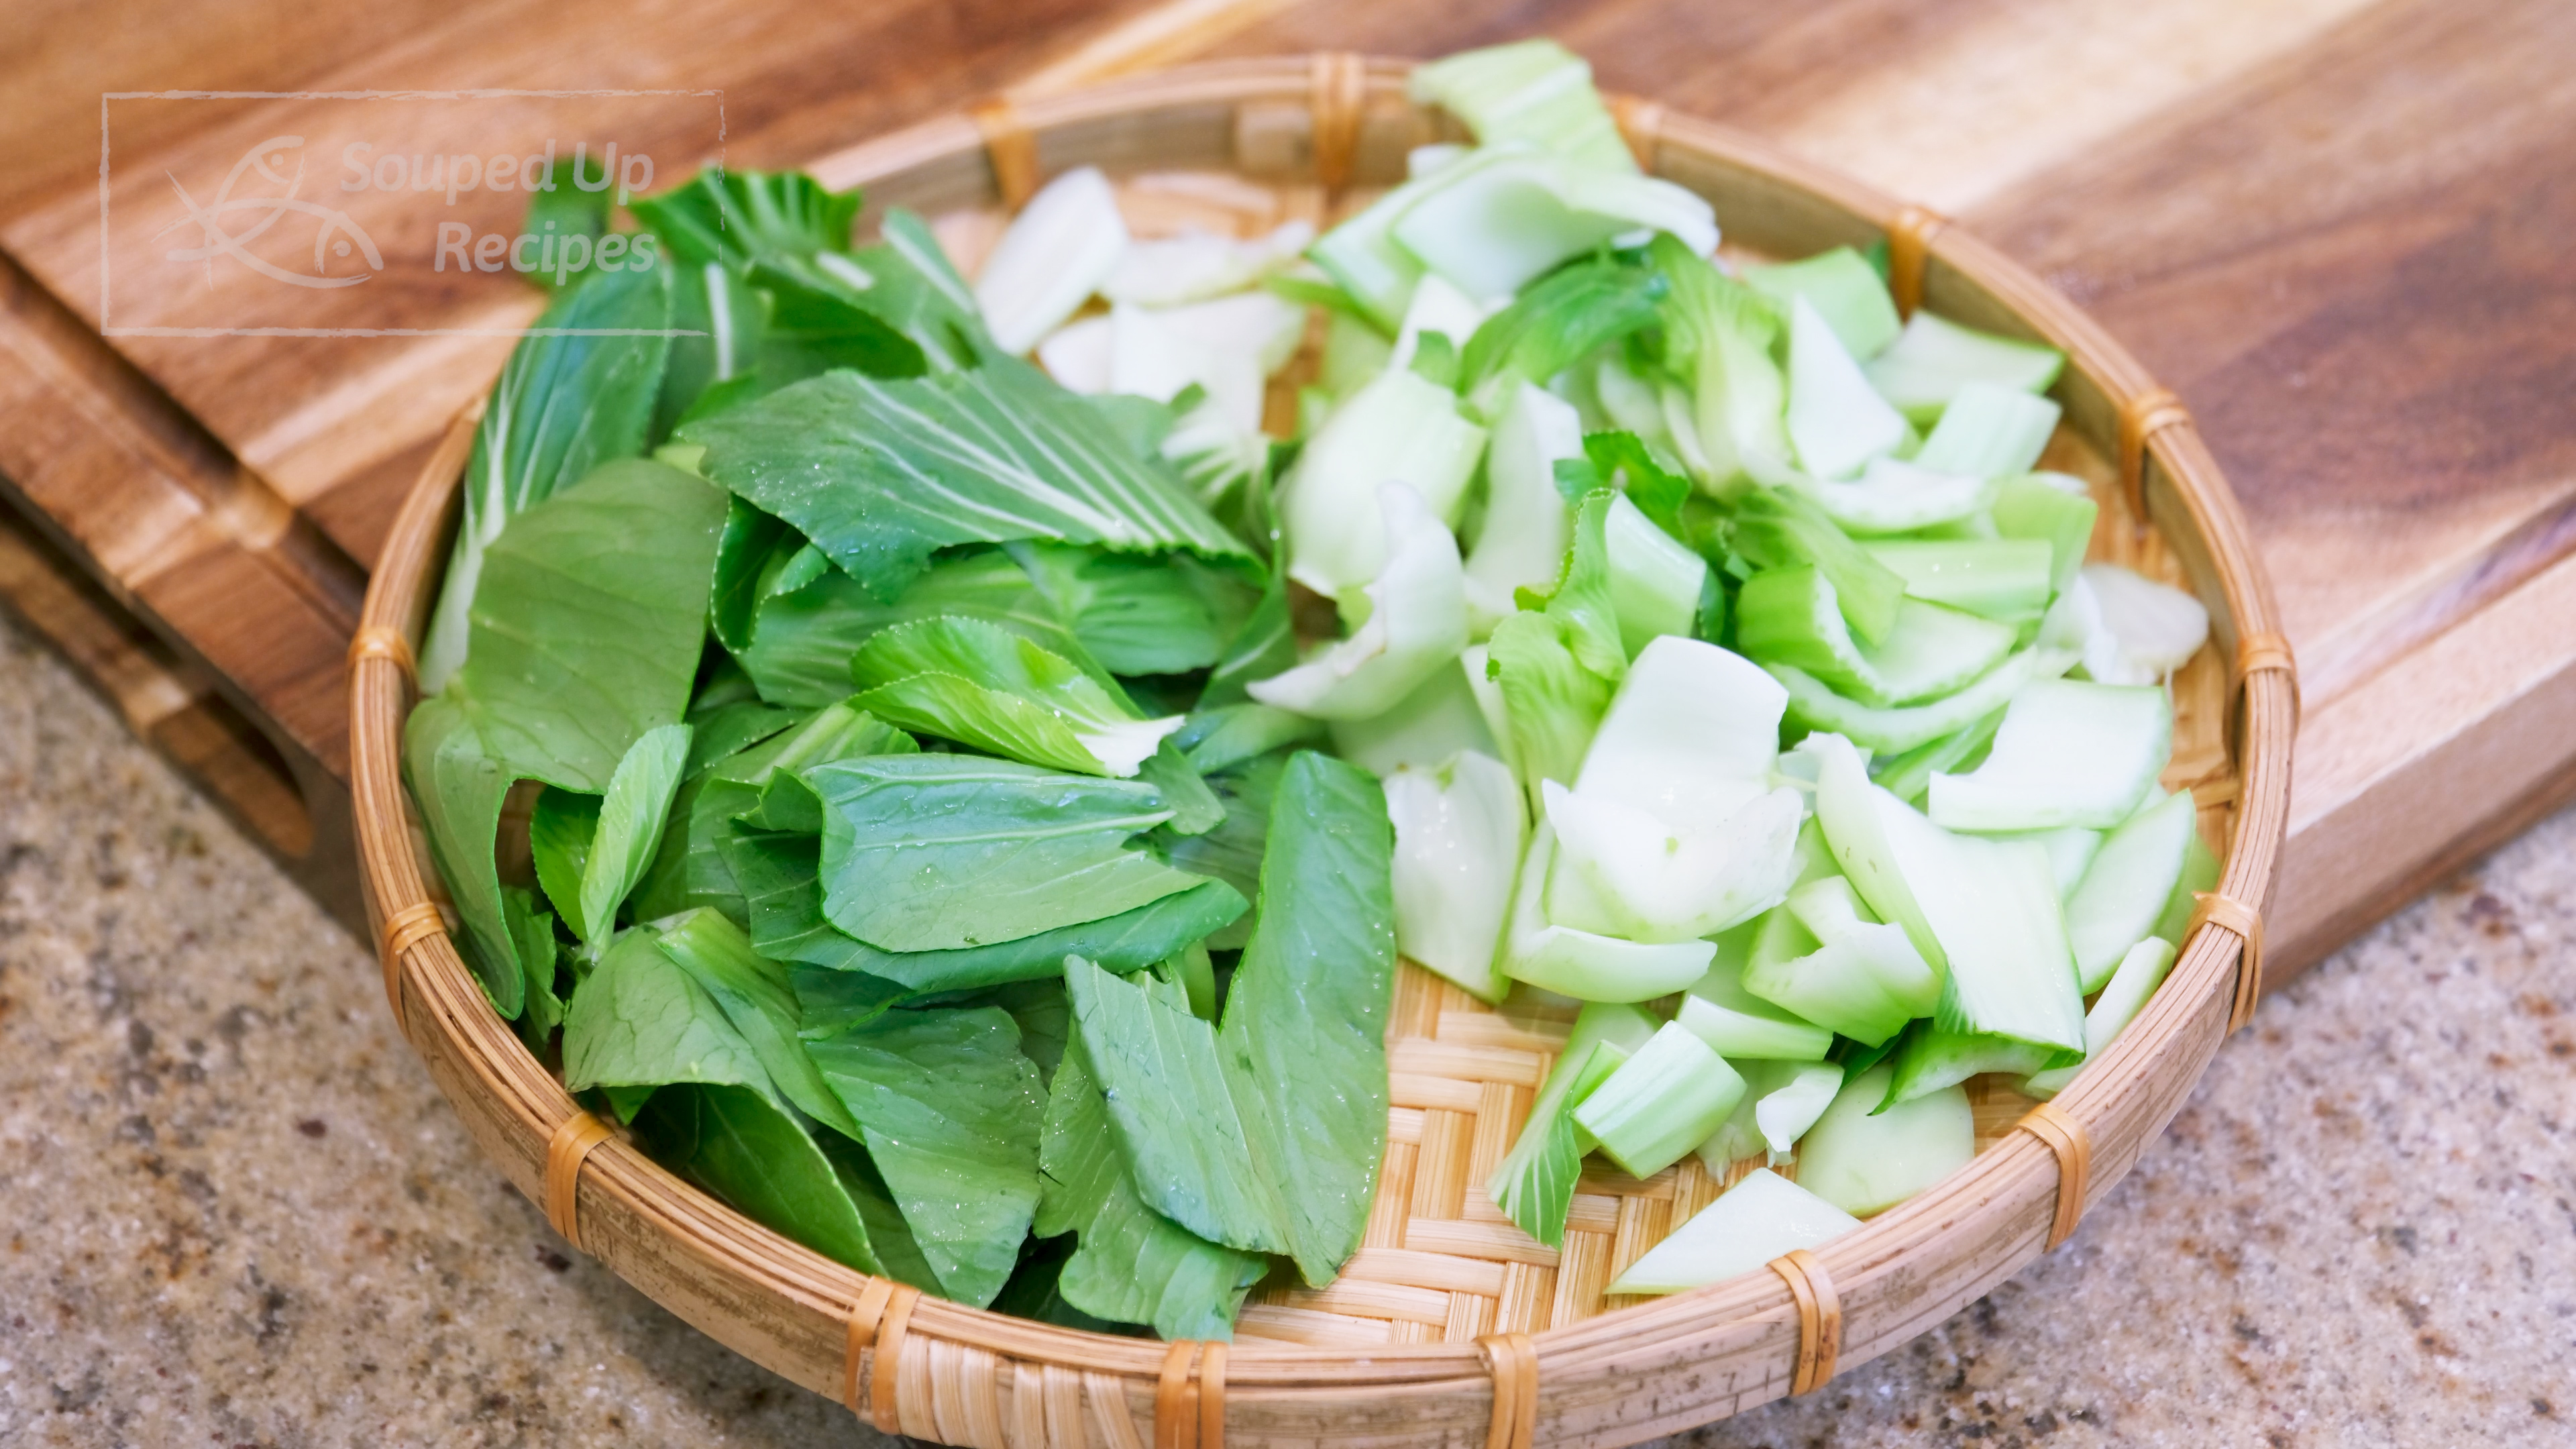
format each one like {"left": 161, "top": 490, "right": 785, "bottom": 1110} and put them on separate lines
{"left": 162, "top": 134, "right": 383, "bottom": 289}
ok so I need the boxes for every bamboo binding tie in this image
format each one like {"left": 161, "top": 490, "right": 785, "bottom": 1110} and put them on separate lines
{"left": 1609, "top": 95, "right": 1666, "bottom": 171}
{"left": 970, "top": 97, "right": 1041, "bottom": 211}
{"left": 2190, "top": 891, "right": 2267, "bottom": 1034}
{"left": 2237, "top": 629, "right": 2300, "bottom": 727}
{"left": 1155, "top": 1339, "right": 1228, "bottom": 1449}
{"left": 840, "top": 1278, "right": 898, "bottom": 1415}
{"left": 1768, "top": 1248, "right": 1841, "bottom": 1396}
{"left": 867, "top": 1280, "right": 924, "bottom": 1437}
{"left": 1477, "top": 1332, "right": 1539, "bottom": 1449}
{"left": 346, "top": 625, "right": 417, "bottom": 685}
{"left": 543, "top": 1111, "right": 614, "bottom": 1254}
{"left": 1308, "top": 52, "right": 1366, "bottom": 191}
{"left": 377, "top": 900, "right": 444, "bottom": 1034}
{"left": 2017, "top": 1102, "right": 2092, "bottom": 1250}
{"left": 2118, "top": 386, "right": 2194, "bottom": 528}
{"left": 1885, "top": 204, "right": 1950, "bottom": 318}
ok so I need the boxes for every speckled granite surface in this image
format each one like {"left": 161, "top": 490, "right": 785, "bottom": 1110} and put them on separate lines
{"left": 0, "top": 610, "right": 2569, "bottom": 1449}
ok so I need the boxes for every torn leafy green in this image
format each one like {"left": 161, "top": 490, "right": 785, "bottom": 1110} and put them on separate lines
{"left": 851, "top": 616, "right": 1181, "bottom": 777}
{"left": 1036, "top": 1046, "right": 1268, "bottom": 1340}
{"left": 1215, "top": 752, "right": 1397, "bottom": 1285}
{"left": 806, "top": 1008, "right": 1047, "bottom": 1307}
{"left": 419, "top": 266, "right": 676, "bottom": 694}
{"left": 1063, "top": 957, "right": 1285, "bottom": 1255}
{"left": 727, "top": 826, "right": 1244, "bottom": 990}
{"left": 677, "top": 358, "right": 1251, "bottom": 605}
{"left": 808, "top": 755, "right": 1209, "bottom": 953}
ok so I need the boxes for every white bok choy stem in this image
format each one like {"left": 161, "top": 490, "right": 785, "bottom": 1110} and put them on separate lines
{"left": 2081, "top": 561, "right": 2211, "bottom": 682}
{"left": 1101, "top": 219, "right": 1313, "bottom": 307}
{"left": 1929, "top": 678, "right": 2171, "bottom": 832}
{"left": 1391, "top": 146, "right": 1717, "bottom": 302}
{"left": 1794, "top": 1063, "right": 1974, "bottom": 1218}
{"left": 1248, "top": 483, "right": 1470, "bottom": 720}
{"left": 1464, "top": 382, "right": 1581, "bottom": 633}
{"left": 1279, "top": 367, "right": 1488, "bottom": 598}
{"left": 1499, "top": 821, "right": 1715, "bottom": 1002}
{"left": 1785, "top": 294, "right": 1909, "bottom": 481}
{"left": 1383, "top": 749, "right": 1525, "bottom": 1001}
{"left": 1607, "top": 1168, "right": 1859, "bottom": 1295}
{"left": 2023, "top": 936, "right": 2178, "bottom": 1098}
{"left": 1330, "top": 659, "right": 1501, "bottom": 777}
{"left": 1541, "top": 637, "right": 1804, "bottom": 943}
{"left": 974, "top": 167, "right": 1129, "bottom": 355}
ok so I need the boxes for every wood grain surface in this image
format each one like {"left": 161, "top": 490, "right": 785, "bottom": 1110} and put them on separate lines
{"left": 0, "top": 0, "right": 2569, "bottom": 973}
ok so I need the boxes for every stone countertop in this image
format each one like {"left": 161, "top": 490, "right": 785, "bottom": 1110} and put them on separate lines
{"left": 0, "top": 612, "right": 2569, "bottom": 1449}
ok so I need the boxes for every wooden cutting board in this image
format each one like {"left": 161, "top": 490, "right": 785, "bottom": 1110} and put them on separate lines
{"left": 0, "top": 0, "right": 2567, "bottom": 985}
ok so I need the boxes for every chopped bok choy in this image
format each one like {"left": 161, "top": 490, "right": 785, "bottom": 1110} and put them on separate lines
{"left": 401, "top": 36, "right": 2220, "bottom": 1343}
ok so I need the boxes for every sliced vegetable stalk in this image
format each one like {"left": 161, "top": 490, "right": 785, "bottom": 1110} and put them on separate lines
{"left": 1909, "top": 382, "right": 2061, "bottom": 480}
{"left": 1383, "top": 750, "right": 1525, "bottom": 1000}
{"left": 1784, "top": 295, "right": 1909, "bottom": 480}
{"left": 1736, "top": 566, "right": 2018, "bottom": 708}
{"left": 1607, "top": 1168, "right": 1860, "bottom": 1295}
{"left": 1794, "top": 1063, "right": 1974, "bottom": 1217}
{"left": 1407, "top": 39, "right": 1638, "bottom": 173}
{"left": 1877, "top": 1020, "right": 2055, "bottom": 1112}
{"left": 1500, "top": 822, "right": 1715, "bottom": 1002}
{"left": 1328, "top": 659, "right": 1500, "bottom": 777}
{"left": 1807, "top": 729, "right": 2092, "bottom": 1055}
{"left": 1771, "top": 643, "right": 2061, "bottom": 756}
{"left": 976, "top": 167, "right": 1129, "bottom": 354}
{"left": 2024, "top": 936, "right": 2178, "bottom": 1098}
{"left": 1486, "top": 492, "right": 1626, "bottom": 806}
{"left": 2063, "top": 790, "right": 2199, "bottom": 991}
{"left": 1868, "top": 708, "right": 2003, "bottom": 806}
{"left": 1928, "top": 678, "right": 2171, "bottom": 832}
{"left": 1277, "top": 366, "right": 1487, "bottom": 598}
{"left": 2080, "top": 562, "right": 2211, "bottom": 684}
{"left": 1754, "top": 1061, "right": 1844, "bottom": 1160}
{"left": 1676, "top": 926, "right": 1835, "bottom": 1061}
{"left": 1391, "top": 149, "right": 1715, "bottom": 303}
{"left": 1602, "top": 494, "right": 1709, "bottom": 655}
{"left": 1989, "top": 473, "right": 2098, "bottom": 598}
{"left": 1248, "top": 482, "right": 1470, "bottom": 720}
{"left": 1746, "top": 247, "right": 1900, "bottom": 360}
{"left": 1488, "top": 1035, "right": 1630, "bottom": 1248}
{"left": 1542, "top": 637, "right": 1805, "bottom": 944}
{"left": 1464, "top": 383, "right": 1581, "bottom": 631}
{"left": 1862, "top": 539, "right": 2057, "bottom": 623}
{"left": 1737, "top": 881, "right": 1935, "bottom": 1048}
{"left": 1863, "top": 311, "right": 2065, "bottom": 423}
{"left": 1571, "top": 1022, "right": 1746, "bottom": 1179}
{"left": 1727, "top": 487, "right": 1906, "bottom": 646}
{"left": 1794, "top": 456, "right": 1996, "bottom": 536}
{"left": 1104, "top": 219, "right": 1313, "bottom": 307}
{"left": 1654, "top": 235, "right": 1789, "bottom": 488}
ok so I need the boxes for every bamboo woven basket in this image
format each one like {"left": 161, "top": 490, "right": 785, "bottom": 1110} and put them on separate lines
{"left": 347, "top": 56, "right": 2296, "bottom": 1449}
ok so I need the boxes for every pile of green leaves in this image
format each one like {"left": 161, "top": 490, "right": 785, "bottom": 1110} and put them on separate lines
{"left": 405, "top": 168, "right": 1396, "bottom": 1339}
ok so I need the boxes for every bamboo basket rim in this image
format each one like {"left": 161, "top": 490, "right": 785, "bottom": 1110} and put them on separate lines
{"left": 345, "top": 54, "right": 2296, "bottom": 1445}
